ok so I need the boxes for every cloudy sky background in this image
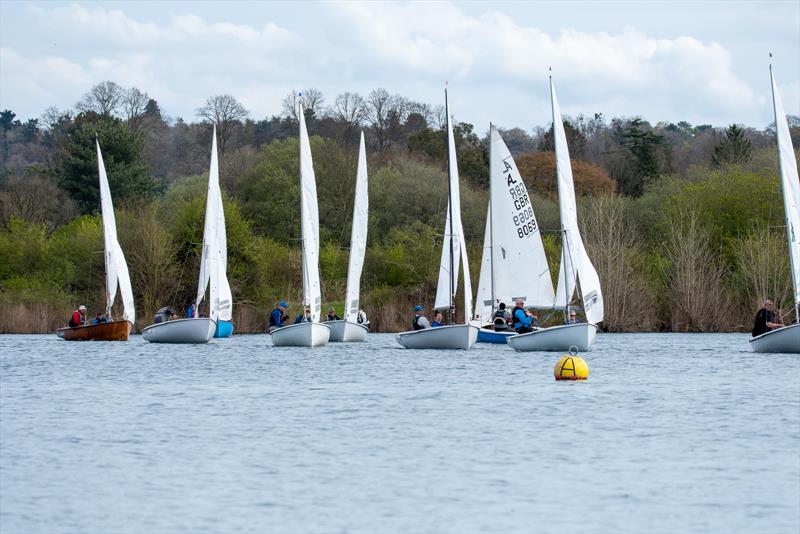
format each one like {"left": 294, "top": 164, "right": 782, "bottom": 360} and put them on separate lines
{"left": 1, "top": 1, "right": 798, "bottom": 133}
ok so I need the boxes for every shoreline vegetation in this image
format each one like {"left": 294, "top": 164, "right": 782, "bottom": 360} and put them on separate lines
{"left": 2, "top": 82, "right": 799, "bottom": 334}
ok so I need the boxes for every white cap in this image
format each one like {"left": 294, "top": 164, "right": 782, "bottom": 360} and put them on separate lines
{"left": 78, "top": 305, "right": 86, "bottom": 311}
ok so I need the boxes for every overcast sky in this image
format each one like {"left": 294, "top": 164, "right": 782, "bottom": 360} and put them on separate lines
{"left": 1, "top": 1, "right": 798, "bottom": 133}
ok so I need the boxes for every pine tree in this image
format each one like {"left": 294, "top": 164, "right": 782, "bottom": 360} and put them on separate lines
{"left": 712, "top": 124, "right": 752, "bottom": 167}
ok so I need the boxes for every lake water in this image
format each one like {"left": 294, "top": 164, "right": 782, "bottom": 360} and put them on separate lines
{"left": 1, "top": 333, "right": 798, "bottom": 534}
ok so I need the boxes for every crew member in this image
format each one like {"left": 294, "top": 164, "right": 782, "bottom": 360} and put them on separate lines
{"left": 752, "top": 299, "right": 784, "bottom": 337}
{"left": 412, "top": 305, "right": 430, "bottom": 330}
{"left": 269, "top": 300, "right": 289, "bottom": 332}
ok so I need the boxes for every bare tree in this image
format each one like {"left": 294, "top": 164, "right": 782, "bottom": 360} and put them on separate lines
{"left": 196, "top": 94, "right": 249, "bottom": 153}
{"left": 365, "top": 88, "right": 392, "bottom": 153}
{"left": 76, "top": 81, "right": 125, "bottom": 116}
{"left": 122, "top": 87, "right": 150, "bottom": 133}
{"left": 0, "top": 174, "right": 77, "bottom": 229}
{"left": 734, "top": 226, "right": 792, "bottom": 316}
{"left": 331, "top": 92, "right": 366, "bottom": 126}
{"left": 281, "top": 88, "right": 326, "bottom": 122}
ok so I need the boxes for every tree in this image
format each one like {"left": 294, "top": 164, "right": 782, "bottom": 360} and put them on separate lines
{"left": 331, "top": 92, "right": 366, "bottom": 127}
{"left": 60, "top": 112, "right": 158, "bottom": 213}
{"left": 122, "top": 87, "right": 150, "bottom": 133}
{"left": 365, "top": 88, "right": 393, "bottom": 153}
{"left": 539, "top": 117, "right": 588, "bottom": 160}
{"left": 611, "top": 118, "right": 667, "bottom": 197}
{"left": 712, "top": 124, "right": 753, "bottom": 167}
{"left": 281, "top": 88, "right": 325, "bottom": 122}
{"left": 515, "top": 152, "right": 615, "bottom": 198}
{"left": 196, "top": 95, "right": 249, "bottom": 153}
{"left": 76, "top": 81, "right": 125, "bottom": 116}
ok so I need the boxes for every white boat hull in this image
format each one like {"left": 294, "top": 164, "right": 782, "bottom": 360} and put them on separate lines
{"left": 271, "top": 322, "right": 331, "bottom": 347}
{"left": 327, "top": 320, "right": 368, "bottom": 342}
{"left": 749, "top": 323, "right": 800, "bottom": 353}
{"left": 507, "top": 323, "right": 597, "bottom": 352}
{"left": 396, "top": 324, "right": 478, "bottom": 350}
{"left": 142, "top": 318, "right": 216, "bottom": 344}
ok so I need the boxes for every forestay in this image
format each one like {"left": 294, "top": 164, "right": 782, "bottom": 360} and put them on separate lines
{"left": 550, "top": 78, "right": 604, "bottom": 325}
{"left": 475, "top": 126, "right": 554, "bottom": 322}
{"left": 770, "top": 66, "right": 800, "bottom": 312}
{"left": 299, "top": 101, "right": 323, "bottom": 321}
{"left": 344, "top": 132, "right": 369, "bottom": 323}
{"left": 97, "top": 141, "right": 135, "bottom": 324}
{"left": 434, "top": 93, "right": 473, "bottom": 320}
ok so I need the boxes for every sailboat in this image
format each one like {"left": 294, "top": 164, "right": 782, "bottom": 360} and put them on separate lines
{"left": 396, "top": 88, "right": 478, "bottom": 350}
{"left": 508, "top": 75, "right": 604, "bottom": 352}
{"left": 57, "top": 140, "right": 135, "bottom": 341}
{"left": 141, "top": 129, "right": 225, "bottom": 344}
{"left": 749, "top": 62, "right": 800, "bottom": 353}
{"left": 328, "top": 131, "right": 369, "bottom": 342}
{"left": 474, "top": 125, "right": 555, "bottom": 343}
{"left": 270, "top": 98, "right": 331, "bottom": 347}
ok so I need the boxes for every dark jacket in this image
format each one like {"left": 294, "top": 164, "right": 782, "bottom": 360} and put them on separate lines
{"left": 752, "top": 308, "right": 776, "bottom": 337}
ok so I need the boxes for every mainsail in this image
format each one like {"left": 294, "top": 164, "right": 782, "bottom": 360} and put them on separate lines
{"left": 475, "top": 126, "right": 554, "bottom": 322}
{"left": 97, "top": 141, "right": 135, "bottom": 324}
{"left": 299, "top": 101, "right": 323, "bottom": 321}
{"left": 550, "top": 77, "right": 604, "bottom": 325}
{"left": 434, "top": 89, "right": 473, "bottom": 321}
{"left": 770, "top": 65, "right": 800, "bottom": 314}
{"left": 344, "top": 131, "right": 369, "bottom": 323}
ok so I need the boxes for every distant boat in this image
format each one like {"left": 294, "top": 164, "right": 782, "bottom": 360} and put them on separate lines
{"left": 749, "top": 62, "right": 800, "bottom": 353}
{"left": 508, "top": 75, "right": 604, "bottom": 352}
{"left": 397, "top": 88, "right": 478, "bottom": 350}
{"left": 56, "top": 141, "right": 135, "bottom": 341}
{"left": 474, "top": 125, "right": 555, "bottom": 344}
{"left": 270, "top": 98, "right": 331, "bottom": 347}
{"left": 141, "top": 128, "right": 227, "bottom": 344}
{"left": 328, "top": 131, "right": 370, "bottom": 342}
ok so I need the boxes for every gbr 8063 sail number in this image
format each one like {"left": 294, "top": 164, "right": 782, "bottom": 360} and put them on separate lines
{"left": 504, "top": 160, "right": 538, "bottom": 239}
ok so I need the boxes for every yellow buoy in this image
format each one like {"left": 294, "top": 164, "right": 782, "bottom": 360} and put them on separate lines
{"left": 554, "top": 348, "right": 589, "bottom": 381}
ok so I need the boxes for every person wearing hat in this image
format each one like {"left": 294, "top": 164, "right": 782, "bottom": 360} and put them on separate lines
{"left": 268, "top": 300, "right": 290, "bottom": 332}
{"left": 412, "top": 305, "right": 430, "bottom": 330}
{"left": 68, "top": 305, "right": 87, "bottom": 327}
{"left": 512, "top": 299, "right": 535, "bottom": 333}
{"left": 294, "top": 306, "right": 313, "bottom": 324}
{"left": 565, "top": 309, "right": 580, "bottom": 325}
{"left": 325, "top": 307, "right": 341, "bottom": 322}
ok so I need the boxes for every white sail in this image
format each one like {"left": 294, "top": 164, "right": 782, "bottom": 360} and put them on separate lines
{"left": 476, "top": 205, "right": 493, "bottom": 321}
{"left": 212, "top": 128, "right": 232, "bottom": 321}
{"left": 550, "top": 77, "right": 604, "bottom": 324}
{"left": 344, "top": 131, "right": 369, "bottom": 322}
{"left": 96, "top": 141, "right": 135, "bottom": 324}
{"left": 434, "top": 91, "right": 473, "bottom": 320}
{"left": 770, "top": 66, "right": 800, "bottom": 312}
{"left": 299, "top": 101, "right": 323, "bottom": 321}
{"left": 195, "top": 127, "right": 222, "bottom": 322}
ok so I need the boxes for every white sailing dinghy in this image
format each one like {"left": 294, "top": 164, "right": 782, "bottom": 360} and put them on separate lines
{"left": 328, "top": 131, "right": 369, "bottom": 342}
{"left": 475, "top": 125, "right": 555, "bottom": 343}
{"left": 749, "top": 62, "right": 800, "bottom": 353}
{"left": 397, "top": 88, "right": 478, "bottom": 350}
{"left": 57, "top": 141, "right": 136, "bottom": 341}
{"left": 508, "top": 76, "right": 604, "bottom": 352}
{"left": 271, "top": 98, "right": 331, "bottom": 347}
{"left": 142, "top": 129, "right": 227, "bottom": 344}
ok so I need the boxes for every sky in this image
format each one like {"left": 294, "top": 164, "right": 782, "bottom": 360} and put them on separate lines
{"left": 1, "top": 0, "right": 799, "bottom": 133}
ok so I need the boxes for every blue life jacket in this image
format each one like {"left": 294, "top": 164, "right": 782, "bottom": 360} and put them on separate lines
{"left": 513, "top": 306, "right": 531, "bottom": 330}
{"left": 269, "top": 308, "right": 284, "bottom": 328}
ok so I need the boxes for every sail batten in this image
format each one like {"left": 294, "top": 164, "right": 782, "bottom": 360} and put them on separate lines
{"left": 97, "top": 141, "right": 135, "bottom": 324}
{"left": 344, "top": 132, "right": 369, "bottom": 322}
{"left": 770, "top": 66, "right": 800, "bottom": 312}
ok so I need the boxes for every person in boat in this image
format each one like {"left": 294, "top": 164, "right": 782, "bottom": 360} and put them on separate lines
{"left": 186, "top": 303, "right": 195, "bottom": 318}
{"left": 565, "top": 310, "right": 580, "bottom": 325}
{"left": 269, "top": 300, "right": 289, "bottom": 332}
{"left": 154, "top": 307, "right": 174, "bottom": 324}
{"left": 529, "top": 309, "right": 541, "bottom": 328}
{"left": 91, "top": 313, "right": 108, "bottom": 325}
{"left": 326, "top": 307, "right": 341, "bottom": 322}
{"left": 412, "top": 305, "right": 430, "bottom": 330}
{"left": 431, "top": 311, "right": 445, "bottom": 327}
{"left": 512, "top": 299, "right": 535, "bottom": 334}
{"left": 492, "top": 302, "right": 512, "bottom": 331}
{"left": 752, "top": 299, "right": 784, "bottom": 337}
{"left": 357, "top": 309, "right": 368, "bottom": 324}
{"left": 293, "top": 306, "right": 313, "bottom": 324}
{"left": 68, "top": 305, "right": 87, "bottom": 327}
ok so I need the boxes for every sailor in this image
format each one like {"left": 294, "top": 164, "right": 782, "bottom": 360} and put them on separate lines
{"left": 512, "top": 299, "right": 534, "bottom": 333}
{"left": 69, "top": 305, "right": 87, "bottom": 327}
{"left": 356, "top": 309, "right": 368, "bottom": 324}
{"left": 294, "top": 306, "right": 313, "bottom": 324}
{"left": 92, "top": 313, "right": 108, "bottom": 325}
{"left": 269, "top": 300, "right": 289, "bottom": 332}
{"left": 430, "top": 310, "right": 445, "bottom": 327}
{"left": 565, "top": 309, "right": 580, "bottom": 325}
{"left": 493, "top": 302, "right": 512, "bottom": 331}
{"left": 326, "top": 307, "right": 341, "bottom": 321}
{"left": 186, "top": 303, "right": 195, "bottom": 318}
{"left": 752, "top": 299, "right": 784, "bottom": 337}
{"left": 412, "top": 305, "right": 430, "bottom": 330}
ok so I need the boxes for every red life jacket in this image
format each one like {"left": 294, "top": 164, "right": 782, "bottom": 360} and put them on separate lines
{"left": 71, "top": 310, "right": 82, "bottom": 326}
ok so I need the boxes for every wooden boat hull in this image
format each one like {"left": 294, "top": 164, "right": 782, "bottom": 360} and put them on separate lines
{"left": 56, "top": 320, "right": 132, "bottom": 341}
{"left": 271, "top": 322, "right": 331, "bottom": 347}
{"left": 749, "top": 323, "right": 800, "bottom": 353}
{"left": 477, "top": 326, "right": 515, "bottom": 344}
{"left": 507, "top": 323, "right": 597, "bottom": 352}
{"left": 396, "top": 324, "right": 478, "bottom": 350}
{"left": 214, "top": 320, "right": 234, "bottom": 338}
{"left": 327, "top": 320, "right": 368, "bottom": 342}
{"left": 141, "top": 318, "right": 216, "bottom": 344}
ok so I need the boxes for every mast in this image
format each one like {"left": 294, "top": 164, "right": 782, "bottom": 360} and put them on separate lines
{"left": 445, "top": 87, "right": 455, "bottom": 324}
{"left": 489, "top": 123, "right": 496, "bottom": 318}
